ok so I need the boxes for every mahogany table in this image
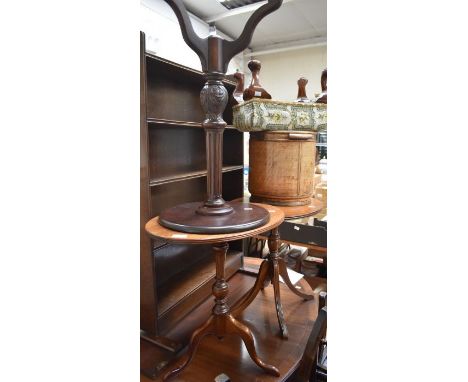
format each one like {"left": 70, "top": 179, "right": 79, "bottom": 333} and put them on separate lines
{"left": 145, "top": 204, "right": 285, "bottom": 380}
{"left": 232, "top": 197, "right": 323, "bottom": 339}
{"left": 140, "top": 261, "right": 320, "bottom": 382}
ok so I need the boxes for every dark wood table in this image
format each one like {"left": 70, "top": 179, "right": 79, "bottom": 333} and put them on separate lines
{"left": 141, "top": 259, "right": 320, "bottom": 382}
{"left": 145, "top": 206, "right": 285, "bottom": 380}
{"left": 233, "top": 197, "right": 324, "bottom": 339}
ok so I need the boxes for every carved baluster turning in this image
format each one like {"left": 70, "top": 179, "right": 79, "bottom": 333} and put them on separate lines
{"left": 197, "top": 73, "right": 232, "bottom": 215}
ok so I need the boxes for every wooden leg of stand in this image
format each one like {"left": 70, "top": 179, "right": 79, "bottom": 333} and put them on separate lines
{"left": 272, "top": 260, "right": 288, "bottom": 338}
{"left": 225, "top": 315, "right": 280, "bottom": 376}
{"left": 261, "top": 235, "right": 273, "bottom": 289}
{"left": 269, "top": 227, "right": 289, "bottom": 338}
{"left": 231, "top": 259, "right": 270, "bottom": 317}
{"left": 278, "top": 256, "right": 314, "bottom": 300}
{"left": 162, "top": 317, "right": 214, "bottom": 381}
{"left": 162, "top": 242, "right": 229, "bottom": 380}
{"left": 213, "top": 243, "right": 278, "bottom": 375}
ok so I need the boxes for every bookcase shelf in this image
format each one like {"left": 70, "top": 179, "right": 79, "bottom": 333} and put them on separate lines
{"left": 147, "top": 117, "right": 237, "bottom": 130}
{"left": 149, "top": 165, "right": 243, "bottom": 187}
{"left": 150, "top": 170, "right": 243, "bottom": 218}
{"left": 147, "top": 120, "right": 242, "bottom": 187}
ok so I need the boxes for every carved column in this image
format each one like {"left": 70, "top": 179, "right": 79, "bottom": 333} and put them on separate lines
{"left": 197, "top": 74, "right": 233, "bottom": 216}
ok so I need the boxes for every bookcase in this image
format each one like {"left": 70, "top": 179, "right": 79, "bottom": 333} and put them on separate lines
{"left": 140, "top": 33, "right": 245, "bottom": 338}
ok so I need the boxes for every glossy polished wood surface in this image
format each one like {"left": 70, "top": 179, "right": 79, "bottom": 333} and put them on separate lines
{"left": 146, "top": 204, "right": 285, "bottom": 244}
{"left": 141, "top": 265, "right": 318, "bottom": 382}
{"left": 159, "top": 201, "right": 270, "bottom": 234}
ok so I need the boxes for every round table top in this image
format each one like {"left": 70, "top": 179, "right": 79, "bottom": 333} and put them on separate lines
{"left": 145, "top": 203, "right": 285, "bottom": 244}
{"left": 233, "top": 197, "right": 323, "bottom": 220}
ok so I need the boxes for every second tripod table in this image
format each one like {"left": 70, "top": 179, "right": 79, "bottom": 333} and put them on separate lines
{"left": 232, "top": 197, "right": 323, "bottom": 338}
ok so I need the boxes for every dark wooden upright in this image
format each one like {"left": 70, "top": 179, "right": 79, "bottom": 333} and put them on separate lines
{"left": 140, "top": 32, "right": 158, "bottom": 335}
{"left": 159, "top": 0, "right": 284, "bottom": 234}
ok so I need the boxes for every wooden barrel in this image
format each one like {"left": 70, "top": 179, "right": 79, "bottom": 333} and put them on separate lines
{"left": 249, "top": 131, "right": 316, "bottom": 206}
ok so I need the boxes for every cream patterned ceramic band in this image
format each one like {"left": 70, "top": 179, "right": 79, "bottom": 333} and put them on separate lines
{"left": 233, "top": 99, "right": 327, "bottom": 132}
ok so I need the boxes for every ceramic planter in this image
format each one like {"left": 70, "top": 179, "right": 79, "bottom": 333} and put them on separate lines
{"left": 233, "top": 99, "right": 327, "bottom": 132}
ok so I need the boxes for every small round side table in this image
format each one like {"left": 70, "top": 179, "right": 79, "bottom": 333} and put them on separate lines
{"left": 231, "top": 197, "right": 323, "bottom": 339}
{"left": 145, "top": 204, "right": 285, "bottom": 380}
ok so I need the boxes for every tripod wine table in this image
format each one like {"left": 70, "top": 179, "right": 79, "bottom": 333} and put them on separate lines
{"left": 232, "top": 197, "right": 323, "bottom": 339}
{"left": 145, "top": 204, "right": 285, "bottom": 380}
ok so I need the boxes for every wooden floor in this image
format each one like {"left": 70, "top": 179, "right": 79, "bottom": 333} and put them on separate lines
{"left": 141, "top": 259, "right": 322, "bottom": 382}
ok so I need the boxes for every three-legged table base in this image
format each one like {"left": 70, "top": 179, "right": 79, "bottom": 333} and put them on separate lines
{"left": 232, "top": 227, "right": 314, "bottom": 339}
{"left": 162, "top": 242, "right": 279, "bottom": 381}
{"left": 162, "top": 314, "right": 279, "bottom": 380}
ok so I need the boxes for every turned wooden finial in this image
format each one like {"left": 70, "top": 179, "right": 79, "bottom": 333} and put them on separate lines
{"left": 243, "top": 59, "right": 272, "bottom": 101}
{"left": 316, "top": 68, "right": 327, "bottom": 104}
{"left": 233, "top": 70, "right": 245, "bottom": 104}
{"left": 296, "top": 77, "right": 311, "bottom": 103}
